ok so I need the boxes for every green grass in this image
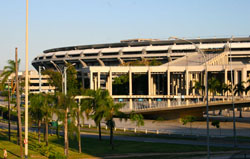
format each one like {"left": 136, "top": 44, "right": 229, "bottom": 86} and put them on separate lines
{"left": 0, "top": 128, "right": 241, "bottom": 159}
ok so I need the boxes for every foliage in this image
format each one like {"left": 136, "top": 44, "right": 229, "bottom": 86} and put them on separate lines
{"left": 0, "top": 59, "right": 20, "bottom": 86}
{"left": 29, "top": 141, "right": 65, "bottom": 159}
{"left": 120, "top": 58, "right": 162, "bottom": 66}
{"left": 234, "top": 81, "right": 245, "bottom": 96}
{"left": 192, "top": 81, "right": 205, "bottom": 95}
{"left": 211, "top": 120, "right": 220, "bottom": 128}
{"left": 208, "top": 77, "right": 221, "bottom": 97}
{"left": 180, "top": 115, "right": 196, "bottom": 125}
{"left": 149, "top": 59, "right": 162, "bottom": 66}
{"left": 130, "top": 112, "right": 144, "bottom": 127}
{"left": 42, "top": 69, "right": 62, "bottom": 92}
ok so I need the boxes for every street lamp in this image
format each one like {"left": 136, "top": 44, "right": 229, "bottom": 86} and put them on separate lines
{"left": 229, "top": 36, "right": 237, "bottom": 147}
{"left": 169, "top": 36, "right": 210, "bottom": 159}
{"left": 57, "top": 63, "right": 76, "bottom": 95}
{"left": 24, "top": 0, "right": 29, "bottom": 158}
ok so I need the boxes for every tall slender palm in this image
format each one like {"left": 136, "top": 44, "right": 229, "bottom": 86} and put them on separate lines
{"left": 29, "top": 93, "right": 44, "bottom": 143}
{"left": 208, "top": 77, "right": 220, "bottom": 100}
{"left": 56, "top": 92, "right": 77, "bottom": 157}
{"left": 221, "top": 83, "right": 232, "bottom": 97}
{"left": 245, "top": 79, "right": 250, "bottom": 96}
{"left": 83, "top": 89, "right": 111, "bottom": 141}
{"left": 0, "top": 59, "right": 20, "bottom": 141}
{"left": 104, "top": 101, "right": 125, "bottom": 150}
{"left": 234, "top": 81, "right": 245, "bottom": 97}
{"left": 192, "top": 81, "right": 205, "bottom": 102}
{"left": 234, "top": 81, "right": 245, "bottom": 118}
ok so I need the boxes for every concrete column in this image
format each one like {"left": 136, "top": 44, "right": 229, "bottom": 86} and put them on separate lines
{"left": 234, "top": 70, "right": 238, "bottom": 85}
{"left": 94, "top": 76, "right": 97, "bottom": 90}
{"left": 153, "top": 76, "right": 156, "bottom": 95}
{"left": 97, "top": 71, "right": 100, "bottom": 89}
{"left": 90, "top": 72, "right": 93, "bottom": 89}
{"left": 129, "top": 69, "right": 132, "bottom": 96}
{"left": 167, "top": 71, "right": 170, "bottom": 96}
{"left": 224, "top": 69, "right": 228, "bottom": 84}
{"left": 129, "top": 98, "right": 133, "bottom": 110}
{"left": 186, "top": 70, "right": 189, "bottom": 96}
{"left": 157, "top": 74, "right": 160, "bottom": 95}
{"left": 151, "top": 75, "right": 154, "bottom": 95}
{"left": 148, "top": 69, "right": 151, "bottom": 96}
{"left": 109, "top": 70, "right": 112, "bottom": 96}
{"left": 176, "top": 78, "right": 179, "bottom": 95}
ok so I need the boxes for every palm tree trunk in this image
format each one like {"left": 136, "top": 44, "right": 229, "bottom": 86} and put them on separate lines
{"left": 38, "top": 120, "right": 41, "bottom": 143}
{"left": 15, "top": 50, "right": 23, "bottom": 158}
{"left": 98, "top": 122, "right": 102, "bottom": 141}
{"left": 64, "top": 108, "right": 69, "bottom": 156}
{"left": 8, "top": 84, "right": 11, "bottom": 141}
{"left": 56, "top": 120, "right": 59, "bottom": 139}
{"left": 78, "top": 107, "right": 81, "bottom": 153}
{"left": 45, "top": 118, "right": 49, "bottom": 146}
{"left": 17, "top": 120, "right": 19, "bottom": 145}
{"left": 110, "top": 124, "right": 114, "bottom": 150}
{"left": 44, "top": 121, "right": 46, "bottom": 142}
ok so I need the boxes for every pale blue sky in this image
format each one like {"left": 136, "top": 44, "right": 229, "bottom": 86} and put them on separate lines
{"left": 0, "top": 0, "right": 250, "bottom": 70}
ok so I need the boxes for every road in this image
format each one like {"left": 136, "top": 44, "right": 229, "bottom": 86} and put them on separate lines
{"left": 1, "top": 121, "right": 250, "bottom": 150}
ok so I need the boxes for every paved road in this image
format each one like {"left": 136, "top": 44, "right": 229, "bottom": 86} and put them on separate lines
{"left": 80, "top": 131, "right": 250, "bottom": 149}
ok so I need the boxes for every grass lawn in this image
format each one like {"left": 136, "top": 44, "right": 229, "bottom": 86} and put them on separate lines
{"left": 0, "top": 128, "right": 241, "bottom": 159}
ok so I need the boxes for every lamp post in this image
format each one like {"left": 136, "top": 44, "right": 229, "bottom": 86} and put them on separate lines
{"left": 24, "top": 0, "right": 29, "bottom": 158}
{"left": 229, "top": 36, "right": 237, "bottom": 147}
{"left": 169, "top": 37, "right": 210, "bottom": 159}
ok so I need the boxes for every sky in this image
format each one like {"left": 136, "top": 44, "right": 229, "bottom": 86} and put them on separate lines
{"left": 0, "top": 0, "right": 250, "bottom": 71}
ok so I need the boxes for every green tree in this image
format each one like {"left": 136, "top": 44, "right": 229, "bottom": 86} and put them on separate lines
{"left": 29, "top": 93, "right": 44, "bottom": 143}
{"left": 234, "top": 81, "right": 245, "bottom": 97}
{"left": 211, "top": 120, "right": 221, "bottom": 136}
{"left": 83, "top": 89, "right": 110, "bottom": 141}
{"left": 56, "top": 63, "right": 79, "bottom": 157}
{"left": 234, "top": 81, "right": 245, "bottom": 118}
{"left": 56, "top": 93, "right": 77, "bottom": 157}
{"left": 104, "top": 100, "right": 125, "bottom": 149}
{"left": 42, "top": 69, "right": 62, "bottom": 93}
{"left": 180, "top": 115, "right": 196, "bottom": 135}
{"left": 208, "top": 77, "right": 220, "bottom": 99}
{"left": 221, "top": 83, "right": 232, "bottom": 97}
{"left": 0, "top": 59, "right": 20, "bottom": 142}
{"left": 30, "top": 93, "right": 54, "bottom": 146}
{"left": 192, "top": 81, "right": 205, "bottom": 102}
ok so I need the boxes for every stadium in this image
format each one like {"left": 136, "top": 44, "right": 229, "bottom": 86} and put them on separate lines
{"left": 32, "top": 37, "right": 250, "bottom": 112}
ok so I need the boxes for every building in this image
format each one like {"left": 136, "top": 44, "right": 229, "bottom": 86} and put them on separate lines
{"left": 32, "top": 37, "right": 250, "bottom": 110}
{"left": 0, "top": 70, "right": 55, "bottom": 94}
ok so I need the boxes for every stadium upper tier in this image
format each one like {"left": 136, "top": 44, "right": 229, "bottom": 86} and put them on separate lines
{"left": 32, "top": 37, "right": 250, "bottom": 70}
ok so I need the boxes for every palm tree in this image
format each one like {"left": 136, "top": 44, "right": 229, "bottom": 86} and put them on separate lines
{"left": 0, "top": 59, "right": 20, "bottom": 141}
{"left": 83, "top": 89, "right": 111, "bottom": 141}
{"left": 42, "top": 93, "right": 54, "bottom": 146}
{"left": 245, "top": 79, "right": 250, "bottom": 96}
{"left": 56, "top": 92, "right": 77, "bottom": 157}
{"left": 234, "top": 81, "right": 245, "bottom": 97}
{"left": 234, "top": 81, "right": 245, "bottom": 118}
{"left": 30, "top": 93, "right": 44, "bottom": 143}
{"left": 208, "top": 77, "right": 220, "bottom": 100}
{"left": 221, "top": 83, "right": 232, "bottom": 97}
{"left": 30, "top": 93, "right": 54, "bottom": 146}
{"left": 192, "top": 81, "right": 205, "bottom": 102}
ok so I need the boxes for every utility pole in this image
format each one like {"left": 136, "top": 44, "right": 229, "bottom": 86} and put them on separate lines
{"left": 39, "top": 66, "right": 41, "bottom": 92}
{"left": 25, "top": 0, "right": 29, "bottom": 158}
{"left": 8, "top": 83, "right": 11, "bottom": 141}
{"left": 15, "top": 48, "right": 23, "bottom": 158}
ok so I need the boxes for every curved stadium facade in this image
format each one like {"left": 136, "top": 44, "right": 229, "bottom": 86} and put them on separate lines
{"left": 32, "top": 37, "right": 250, "bottom": 114}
